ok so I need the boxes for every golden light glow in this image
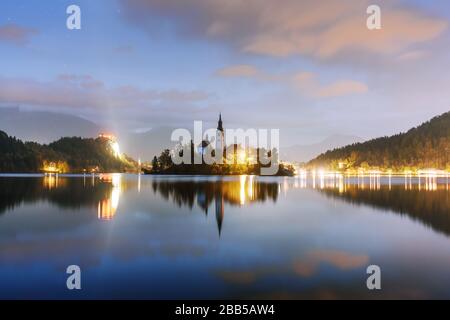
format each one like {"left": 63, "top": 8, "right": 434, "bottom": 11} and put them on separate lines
{"left": 240, "top": 175, "right": 247, "bottom": 205}
{"left": 238, "top": 150, "right": 247, "bottom": 164}
{"left": 43, "top": 174, "right": 59, "bottom": 189}
{"left": 247, "top": 175, "right": 254, "bottom": 199}
{"left": 97, "top": 173, "right": 122, "bottom": 221}
{"left": 43, "top": 165, "right": 58, "bottom": 173}
{"left": 42, "top": 161, "right": 67, "bottom": 173}
{"left": 111, "top": 141, "right": 121, "bottom": 158}
{"left": 99, "top": 133, "right": 122, "bottom": 158}
{"left": 288, "top": 169, "right": 448, "bottom": 193}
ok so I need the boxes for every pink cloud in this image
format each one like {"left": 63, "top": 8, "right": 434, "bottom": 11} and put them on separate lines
{"left": 0, "top": 75, "right": 210, "bottom": 111}
{"left": 293, "top": 250, "right": 369, "bottom": 277}
{"left": 120, "top": 0, "right": 447, "bottom": 60}
{"left": 0, "top": 24, "right": 38, "bottom": 45}
{"left": 216, "top": 65, "right": 368, "bottom": 98}
{"left": 216, "top": 64, "right": 260, "bottom": 78}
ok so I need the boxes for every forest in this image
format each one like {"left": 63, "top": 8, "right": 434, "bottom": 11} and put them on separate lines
{"left": 0, "top": 131, "right": 137, "bottom": 173}
{"left": 308, "top": 111, "right": 450, "bottom": 172}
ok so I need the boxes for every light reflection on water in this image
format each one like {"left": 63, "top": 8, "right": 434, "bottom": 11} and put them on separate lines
{"left": 0, "top": 174, "right": 449, "bottom": 299}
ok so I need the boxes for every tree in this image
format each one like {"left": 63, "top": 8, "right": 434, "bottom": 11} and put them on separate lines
{"left": 158, "top": 149, "right": 173, "bottom": 170}
{"left": 308, "top": 111, "right": 450, "bottom": 171}
{"left": 151, "top": 156, "right": 160, "bottom": 172}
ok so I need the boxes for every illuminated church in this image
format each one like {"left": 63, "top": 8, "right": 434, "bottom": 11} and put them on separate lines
{"left": 197, "top": 113, "right": 225, "bottom": 159}
{"left": 216, "top": 113, "right": 225, "bottom": 157}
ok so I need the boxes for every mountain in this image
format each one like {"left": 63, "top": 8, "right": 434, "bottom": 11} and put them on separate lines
{"left": 280, "top": 135, "right": 363, "bottom": 163}
{"left": 0, "top": 108, "right": 180, "bottom": 163}
{"left": 0, "top": 130, "right": 137, "bottom": 173}
{"left": 308, "top": 111, "right": 450, "bottom": 171}
{"left": 0, "top": 107, "right": 101, "bottom": 143}
{"left": 123, "top": 130, "right": 363, "bottom": 164}
{"left": 120, "top": 126, "right": 180, "bottom": 162}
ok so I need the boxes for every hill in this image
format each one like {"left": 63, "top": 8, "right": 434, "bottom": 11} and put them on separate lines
{"left": 280, "top": 134, "right": 363, "bottom": 163}
{"left": 0, "top": 107, "right": 101, "bottom": 143}
{"left": 0, "top": 131, "right": 137, "bottom": 173}
{"left": 0, "top": 131, "right": 39, "bottom": 172}
{"left": 308, "top": 111, "right": 450, "bottom": 172}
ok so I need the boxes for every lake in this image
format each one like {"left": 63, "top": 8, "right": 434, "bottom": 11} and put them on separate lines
{"left": 0, "top": 174, "right": 449, "bottom": 299}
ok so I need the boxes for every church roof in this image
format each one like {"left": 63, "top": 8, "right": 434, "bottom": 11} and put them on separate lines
{"left": 217, "top": 113, "right": 224, "bottom": 132}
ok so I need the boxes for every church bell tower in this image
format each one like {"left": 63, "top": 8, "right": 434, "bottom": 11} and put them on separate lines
{"left": 216, "top": 113, "right": 225, "bottom": 161}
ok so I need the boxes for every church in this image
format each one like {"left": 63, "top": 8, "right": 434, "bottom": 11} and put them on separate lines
{"left": 197, "top": 113, "right": 225, "bottom": 159}
{"left": 196, "top": 113, "right": 250, "bottom": 165}
{"left": 216, "top": 113, "right": 225, "bottom": 156}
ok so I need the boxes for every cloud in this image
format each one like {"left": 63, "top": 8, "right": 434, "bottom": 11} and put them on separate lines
{"left": 114, "top": 45, "right": 134, "bottom": 53}
{"left": 293, "top": 250, "right": 369, "bottom": 277}
{"left": 396, "top": 50, "right": 428, "bottom": 62}
{"left": 216, "top": 64, "right": 260, "bottom": 78}
{"left": 0, "top": 24, "right": 38, "bottom": 45}
{"left": 216, "top": 65, "right": 368, "bottom": 98}
{"left": 119, "top": 0, "right": 447, "bottom": 60}
{"left": 293, "top": 72, "right": 368, "bottom": 98}
{"left": 314, "top": 80, "right": 368, "bottom": 98}
{"left": 0, "top": 75, "right": 210, "bottom": 111}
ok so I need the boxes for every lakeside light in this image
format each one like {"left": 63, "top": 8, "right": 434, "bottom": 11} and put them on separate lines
{"left": 318, "top": 169, "right": 325, "bottom": 178}
{"left": 304, "top": 167, "right": 449, "bottom": 177}
{"left": 42, "top": 161, "right": 67, "bottom": 174}
{"left": 417, "top": 169, "right": 447, "bottom": 177}
{"left": 298, "top": 169, "right": 307, "bottom": 178}
{"left": 43, "top": 165, "right": 58, "bottom": 173}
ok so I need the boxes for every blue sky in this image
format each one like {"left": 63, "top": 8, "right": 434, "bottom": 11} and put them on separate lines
{"left": 1, "top": 0, "right": 450, "bottom": 147}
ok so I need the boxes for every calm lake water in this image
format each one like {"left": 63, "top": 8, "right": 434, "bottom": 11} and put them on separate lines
{"left": 0, "top": 174, "right": 449, "bottom": 299}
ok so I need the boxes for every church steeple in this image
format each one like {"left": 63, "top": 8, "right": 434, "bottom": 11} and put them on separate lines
{"left": 217, "top": 113, "right": 223, "bottom": 132}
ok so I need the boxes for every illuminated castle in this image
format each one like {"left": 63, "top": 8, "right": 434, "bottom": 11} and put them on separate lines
{"left": 98, "top": 133, "right": 121, "bottom": 158}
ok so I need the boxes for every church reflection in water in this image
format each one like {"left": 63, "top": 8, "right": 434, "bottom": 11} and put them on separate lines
{"left": 151, "top": 176, "right": 279, "bottom": 235}
{"left": 2, "top": 174, "right": 449, "bottom": 238}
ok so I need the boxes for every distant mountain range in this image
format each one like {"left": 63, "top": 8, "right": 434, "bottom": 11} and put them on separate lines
{"left": 119, "top": 126, "right": 178, "bottom": 162}
{"left": 0, "top": 108, "right": 175, "bottom": 161}
{"left": 309, "top": 111, "right": 450, "bottom": 171}
{"left": 0, "top": 107, "right": 101, "bottom": 143}
{"left": 280, "top": 135, "right": 363, "bottom": 163}
{"left": 3, "top": 107, "right": 448, "bottom": 170}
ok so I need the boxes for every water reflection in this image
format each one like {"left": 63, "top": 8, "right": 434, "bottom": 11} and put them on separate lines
{"left": 318, "top": 182, "right": 450, "bottom": 237}
{"left": 0, "top": 175, "right": 113, "bottom": 216}
{"left": 1, "top": 174, "right": 449, "bottom": 237}
{"left": 0, "top": 174, "right": 450, "bottom": 299}
{"left": 0, "top": 175, "right": 279, "bottom": 234}
{"left": 150, "top": 176, "right": 279, "bottom": 235}
{"left": 283, "top": 175, "right": 450, "bottom": 237}
{"left": 97, "top": 174, "right": 121, "bottom": 220}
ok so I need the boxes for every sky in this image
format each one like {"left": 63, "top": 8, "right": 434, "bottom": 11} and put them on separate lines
{"left": 1, "top": 0, "right": 450, "bottom": 147}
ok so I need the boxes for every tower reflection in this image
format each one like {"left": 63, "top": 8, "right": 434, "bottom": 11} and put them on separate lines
{"left": 215, "top": 190, "right": 224, "bottom": 236}
{"left": 151, "top": 176, "right": 279, "bottom": 235}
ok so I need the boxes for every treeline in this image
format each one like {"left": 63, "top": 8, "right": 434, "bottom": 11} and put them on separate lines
{"left": 147, "top": 145, "right": 295, "bottom": 176}
{"left": 0, "top": 131, "right": 38, "bottom": 172}
{"left": 308, "top": 111, "right": 450, "bottom": 171}
{"left": 0, "top": 130, "right": 137, "bottom": 173}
